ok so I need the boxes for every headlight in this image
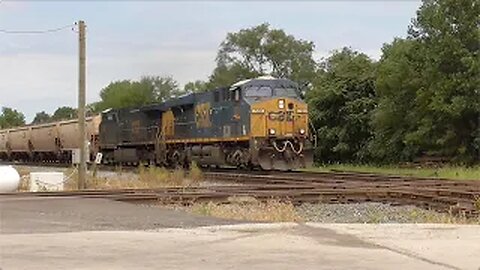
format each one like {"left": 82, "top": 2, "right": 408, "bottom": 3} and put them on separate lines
{"left": 296, "top": 109, "right": 308, "bottom": 114}
{"left": 299, "top": 128, "right": 306, "bottom": 135}
{"left": 269, "top": 128, "right": 276, "bottom": 135}
{"left": 278, "top": 99, "right": 285, "bottom": 109}
{"left": 251, "top": 109, "right": 265, "bottom": 114}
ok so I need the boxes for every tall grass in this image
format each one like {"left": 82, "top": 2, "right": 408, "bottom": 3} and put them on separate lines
{"left": 15, "top": 163, "right": 203, "bottom": 191}
{"left": 190, "top": 198, "right": 302, "bottom": 222}
{"left": 188, "top": 161, "right": 203, "bottom": 183}
{"left": 475, "top": 195, "right": 480, "bottom": 212}
{"left": 15, "top": 167, "right": 31, "bottom": 191}
{"left": 57, "top": 163, "right": 203, "bottom": 190}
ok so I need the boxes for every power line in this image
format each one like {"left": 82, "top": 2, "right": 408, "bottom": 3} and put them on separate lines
{"left": 0, "top": 24, "right": 75, "bottom": 34}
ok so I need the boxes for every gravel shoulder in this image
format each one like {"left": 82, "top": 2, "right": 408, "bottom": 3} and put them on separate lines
{"left": 296, "top": 202, "right": 466, "bottom": 224}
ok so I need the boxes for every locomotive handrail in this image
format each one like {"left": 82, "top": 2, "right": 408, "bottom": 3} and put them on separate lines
{"left": 308, "top": 121, "right": 318, "bottom": 148}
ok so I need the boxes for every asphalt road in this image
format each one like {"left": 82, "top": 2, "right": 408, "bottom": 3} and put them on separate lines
{"left": 0, "top": 197, "right": 240, "bottom": 234}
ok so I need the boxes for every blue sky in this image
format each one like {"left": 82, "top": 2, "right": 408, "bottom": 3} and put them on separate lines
{"left": 0, "top": 0, "right": 422, "bottom": 121}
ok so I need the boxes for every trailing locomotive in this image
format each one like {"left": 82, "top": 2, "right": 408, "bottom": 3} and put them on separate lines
{"left": 0, "top": 76, "right": 313, "bottom": 170}
{"left": 99, "top": 76, "right": 313, "bottom": 170}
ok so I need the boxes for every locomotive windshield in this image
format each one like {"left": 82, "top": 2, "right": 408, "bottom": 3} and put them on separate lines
{"left": 245, "top": 86, "right": 298, "bottom": 98}
{"left": 245, "top": 86, "right": 272, "bottom": 97}
{"left": 274, "top": 87, "right": 298, "bottom": 97}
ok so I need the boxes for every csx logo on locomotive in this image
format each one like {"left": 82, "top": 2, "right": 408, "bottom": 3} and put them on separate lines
{"left": 0, "top": 76, "right": 313, "bottom": 171}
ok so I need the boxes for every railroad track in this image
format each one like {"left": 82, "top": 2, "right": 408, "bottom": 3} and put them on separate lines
{"left": 203, "top": 172, "right": 479, "bottom": 216}
{"left": 204, "top": 171, "right": 480, "bottom": 192}
{"left": 2, "top": 162, "right": 479, "bottom": 218}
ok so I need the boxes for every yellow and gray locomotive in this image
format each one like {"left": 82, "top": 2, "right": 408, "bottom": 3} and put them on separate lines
{"left": 99, "top": 76, "right": 313, "bottom": 170}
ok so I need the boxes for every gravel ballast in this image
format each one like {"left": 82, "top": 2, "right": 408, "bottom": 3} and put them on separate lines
{"left": 296, "top": 202, "right": 458, "bottom": 223}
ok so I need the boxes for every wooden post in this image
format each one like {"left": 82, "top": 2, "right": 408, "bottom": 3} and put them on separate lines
{"left": 77, "top": 20, "right": 87, "bottom": 189}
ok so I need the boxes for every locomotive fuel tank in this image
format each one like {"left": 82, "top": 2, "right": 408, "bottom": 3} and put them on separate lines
{"left": 189, "top": 145, "right": 225, "bottom": 165}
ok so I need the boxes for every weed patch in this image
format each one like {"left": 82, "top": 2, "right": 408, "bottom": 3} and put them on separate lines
{"left": 65, "top": 164, "right": 204, "bottom": 190}
{"left": 474, "top": 195, "right": 480, "bottom": 212}
{"left": 190, "top": 198, "right": 302, "bottom": 222}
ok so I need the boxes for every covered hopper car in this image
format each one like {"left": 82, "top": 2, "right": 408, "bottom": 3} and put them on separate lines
{"left": 0, "top": 116, "right": 101, "bottom": 162}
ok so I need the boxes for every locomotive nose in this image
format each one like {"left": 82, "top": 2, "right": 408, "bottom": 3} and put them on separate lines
{"left": 250, "top": 97, "right": 309, "bottom": 138}
{"left": 250, "top": 97, "right": 312, "bottom": 170}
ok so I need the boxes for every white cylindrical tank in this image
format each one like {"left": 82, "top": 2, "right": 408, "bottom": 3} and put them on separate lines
{"left": 0, "top": 166, "right": 21, "bottom": 192}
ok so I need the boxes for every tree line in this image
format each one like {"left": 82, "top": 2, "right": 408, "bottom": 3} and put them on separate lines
{"left": 2, "top": 0, "right": 478, "bottom": 164}
{"left": 0, "top": 106, "right": 78, "bottom": 128}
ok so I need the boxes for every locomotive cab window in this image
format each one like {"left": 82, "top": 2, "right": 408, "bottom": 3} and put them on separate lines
{"left": 234, "top": 88, "right": 241, "bottom": 101}
{"left": 106, "top": 113, "right": 118, "bottom": 122}
{"left": 230, "top": 87, "right": 241, "bottom": 102}
{"left": 275, "top": 87, "right": 298, "bottom": 97}
{"left": 245, "top": 86, "right": 272, "bottom": 97}
{"left": 223, "top": 88, "right": 229, "bottom": 101}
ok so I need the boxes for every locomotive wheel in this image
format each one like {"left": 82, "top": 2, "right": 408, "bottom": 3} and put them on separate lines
{"left": 169, "top": 150, "right": 185, "bottom": 168}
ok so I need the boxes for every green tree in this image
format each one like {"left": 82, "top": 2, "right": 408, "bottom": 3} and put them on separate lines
{"left": 140, "top": 76, "right": 183, "bottom": 101}
{"left": 307, "top": 48, "right": 377, "bottom": 162}
{"left": 98, "top": 80, "right": 137, "bottom": 110}
{"left": 96, "top": 76, "right": 181, "bottom": 110}
{"left": 87, "top": 102, "right": 102, "bottom": 115}
{"left": 371, "top": 39, "right": 425, "bottom": 162}
{"left": 51, "top": 106, "right": 77, "bottom": 121}
{"left": 410, "top": 0, "right": 480, "bottom": 161}
{"left": 183, "top": 80, "right": 209, "bottom": 93}
{"left": 209, "top": 23, "right": 317, "bottom": 87}
{"left": 208, "top": 64, "right": 259, "bottom": 89}
{"left": 32, "top": 111, "right": 51, "bottom": 124}
{"left": 0, "top": 107, "right": 26, "bottom": 129}
{"left": 374, "top": 0, "right": 480, "bottom": 162}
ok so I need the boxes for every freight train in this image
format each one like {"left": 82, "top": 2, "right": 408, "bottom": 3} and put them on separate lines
{"left": 0, "top": 76, "right": 313, "bottom": 170}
